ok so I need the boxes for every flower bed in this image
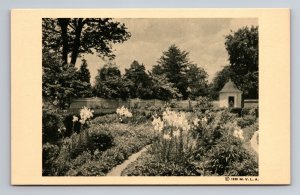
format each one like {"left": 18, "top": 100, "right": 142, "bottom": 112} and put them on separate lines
{"left": 122, "top": 109, "right": 258, "bottom": 176}
{"left": 43, "top": 114, "right": 153, "bottom": 176}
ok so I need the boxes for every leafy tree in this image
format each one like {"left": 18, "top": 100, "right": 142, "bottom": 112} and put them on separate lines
{"left": 154, "top": 44, "right": 209, "bottom": 100}
{"left": 77, "top": 59, "right": 91, "bottom": 83}
{"left": 94, "top": 62, "right": 132, "bottom": 99}
{"left": 124, "top": 60, "right": 153, "bottom": 99}
{"left": 42, "top": 51, "right": 79, "bottom": 109}
{"left": 155, "top": 44, "right": 191, "bottom": 99}
{"left": 152, "top": 64, "right": 164, "bottom": 75}
{"left": 208, "top": 66, "right": 233, "bottom": 100}
{"left": 186, "top": 64, "right": 209, "bottom": 100}
{"left": 76, "top": 59, "right": 93, "bottom": 98}
{"left": 225, "top": 26, "right": 258, "bottom": 99}
{"left": 149, "top": 73, "right": 181, "bottom": 100}
{"left": 42, "top": 18, "right": 131, "bottom": 65}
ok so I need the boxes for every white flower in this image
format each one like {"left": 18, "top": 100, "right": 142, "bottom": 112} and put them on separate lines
{"left": 72, "top": 116, "right": 79, "bottom": 122}
{"left": 162, "top": 108, "right": 190, "bottom": 131}
{"left": 94, "top": 149, "right": 100, "bottom": 155}
{"left": 79, "top": 106, "right": 94, "bottom": 124}
{"left": 201, "top": 117, "right": 208, "bottom": 123}
{"left": 152, "top": 117, "right": 164, "bottom": 132}
{"left": 79, "top": 119, "right": 85, "bottom": 124}
{"left": 233, "top": 128, "right": 244, "bottom": 140}
{"left": 193, "top": 118, "right": 200, "bottom": 126}
{"left": 173, "top": 130, "right": 180, "bottom": 138}
{"left": 116, "top": 106, "right": 132, "bottom": 118}
{"left": 163, "top": 133, "right": 171, "bottom": 140}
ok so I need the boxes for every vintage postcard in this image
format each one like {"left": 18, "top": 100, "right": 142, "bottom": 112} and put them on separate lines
{"left": 11, "top": 9, "right": 290, "bottom": 185}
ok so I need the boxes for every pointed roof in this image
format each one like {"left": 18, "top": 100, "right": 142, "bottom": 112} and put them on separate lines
{"left": 220, "top": 79, "right": 242, "bottom": 93}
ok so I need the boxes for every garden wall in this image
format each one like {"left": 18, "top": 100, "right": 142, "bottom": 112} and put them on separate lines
{"left": 69, "top": 98, "right": 258, "bottom": 114}
{"left": 244, "top": 99, "right": 259, "bottom": 108}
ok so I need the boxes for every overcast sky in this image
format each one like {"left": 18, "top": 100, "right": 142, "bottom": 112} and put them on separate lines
{"left": 76, "top": 18, "right": 258, "bottom": 85}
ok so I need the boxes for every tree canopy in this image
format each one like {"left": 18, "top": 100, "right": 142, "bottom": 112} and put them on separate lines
{"left": 42, "top": 51, "right": 93, "bottom": 109}
{"left": 42, "top": 18, "right": 131, "bottom": 65}
{"left": 154, "top": 44, "right": 190, "bottom": 99}
{"left": 149, "top": 73, "right": 181, "bottom": 100}
{"left": 153, "top": 44, "right": 208, "bottom": 100}
{"left": 93, "top": 62, "right": 132, "bottom": 99}
{"left": 186, "top": 64, "right": 209, "bottom": 100}
{"left": 208, "top": 66, "right": 233, "bottom": 100}
{"left": 224, "top": 26, "right": 258, "bottom": 99}
{"left": 124, "top": 60, "right": 153, "bottom": 99}
{"left": 75, "top": 59, "right": 93, "bottom": 98}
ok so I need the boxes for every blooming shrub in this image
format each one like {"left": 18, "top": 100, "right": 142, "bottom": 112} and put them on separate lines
{"left": 116, "top": 106, "right": 133, "bottom": 123}
{"left": 79, "top": 106, "right": 94, "bottom": 124}
{"left": 150, "top": 108, "right": 194, "bottom": 164}
{"left": 190, "top": 110, "right": 258, "bottom": 176}
{"left": 122, "top": 109, "right": 258, "bottom": 176}
{"left": 116, "top": 106, "right": 132, "bottom": 117}
{"left": 42, "top": 117, "right": 153, "bottom": 176}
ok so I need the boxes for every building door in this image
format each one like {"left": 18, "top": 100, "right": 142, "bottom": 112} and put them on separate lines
{"left": 228, "top": 96, "right": 234, "bottom": 108}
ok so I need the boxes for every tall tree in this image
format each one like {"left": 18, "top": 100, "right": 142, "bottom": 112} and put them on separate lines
{"left": 149, "top": 73, "right": 181, "bottom": 100}
{"left": 94, "top": 62, "right": 132, "bottom": 99}
{"left": 42, "top": 50, "right": 80, "bottom": 109}
{"left": 76, "top": 59, "right": 93, "bottom": 98}
{"left": 124, "top": 60, "right": 153, "bottom": 99}
{"left": 186, "top": 64, "right": 209, "bottom": 100}
{"left": 77, "top": 59, "right": 91, "bottom": 83}
{"left": 225, "top": 26, "right": 258, "bottom": 99}
{"left": 155, "top": 44, "right": 191, "bottom": 99}
{"left": 42, "top": 18, "right": 131, "bottom": 65}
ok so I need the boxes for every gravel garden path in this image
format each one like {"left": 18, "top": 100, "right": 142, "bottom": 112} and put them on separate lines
{"left": 250, "top": 131, "right": 259, "bottom": 153}
{"left": 106, "top": 145, "right": 150, "bottom": 176}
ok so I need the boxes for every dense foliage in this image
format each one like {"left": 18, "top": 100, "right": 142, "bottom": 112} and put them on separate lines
{"left": 42, "top": 22, "right": 259, "bottom": 177}
{"left": 210, "top": 26, "right": 258, "bottom": 100}
{"left": 122, "top": 109, "right": 258, "bottom": 176}
{"left": 42, "top": 18, "right": 131, "bottom": 65}
{"left": 42, "top": 51, "right": 93, "bottom": 109}
{"left": 42, "top": 112, "right": 153, "bottom": 176}
{"left": 93, "top": 62, "right": 132, "bottom": 99}
{"left": 153, "top": 44, "right": 208, "bottom": 100}
{"left": 124, "top": 61, "right": 153, "bottom": 99}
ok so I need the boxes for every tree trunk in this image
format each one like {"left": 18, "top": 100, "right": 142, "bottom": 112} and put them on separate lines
{"left": 58, "top": 18, "right": 70, "bottom": 64}
{"left": 70, "top": 19, "right": 84, "bottom": 65}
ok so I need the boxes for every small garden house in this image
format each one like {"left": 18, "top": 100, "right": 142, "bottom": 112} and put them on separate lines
{"left": 219, "top": 79, "right": 242, "bottom": 108}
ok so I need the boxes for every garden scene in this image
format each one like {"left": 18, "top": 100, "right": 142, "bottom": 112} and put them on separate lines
{"left": 42, "top": 18, "right": 259, "bottom": 176}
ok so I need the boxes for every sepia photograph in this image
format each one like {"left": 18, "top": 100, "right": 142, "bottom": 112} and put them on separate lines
{"left": 42, "top": 18, "right": 259, "bottom": 177}
{"left": 11, "top": 9, "right": 290, "bottom": 185}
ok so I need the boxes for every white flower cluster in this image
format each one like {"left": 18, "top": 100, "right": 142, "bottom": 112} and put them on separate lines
{"left": 72, "top": 116, "right": 79, "bottom": 122}
{"left": 152, "top": 108, "right": 191, "bottom": 140}
{"left": 78, "top": 106, "right": 94, "bottom": 124}
{"left": 116, "top": 106, "right": 133, "bottom": 118}
{"left": 162, "top": 108, "right": 191, "bottom": 131}
{"left": 233, "top": 128, "right": 244, "bottom": 140}
{"left": 192, "top": 116, "right": 208, "bottom": 128}
{"left": 152, "top": 117, "right": 164, "bottom": 132}
{"left": 192, "top": 118, "right": 200, "bottom": 126}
